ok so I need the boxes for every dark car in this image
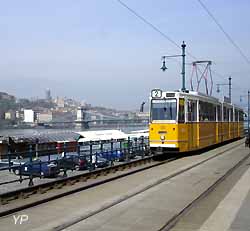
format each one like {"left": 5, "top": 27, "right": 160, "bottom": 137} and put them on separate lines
{"left": 12, "top": 159, "right": 60, "bottom": 178}
{"left": 55, "top": 153, "right": 89, "bottom": 171}
{"left": 99, "top": 150, "right": 125, "bottom": 162}
{"left": 85, "top": 155, "right": 109, "bottom": 168}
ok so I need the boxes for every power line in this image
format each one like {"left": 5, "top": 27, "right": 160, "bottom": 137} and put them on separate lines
{"left": 197, "top": 0, "right": 250, "bottom": 66}
{"left": 116, "top": 0, "right": 198, "bottom": 60}
{"left": 115, "top": 0, "right": 248, "bottom": 93}
{"left": 116, "top": 0, "right": 180, "bottom": 49}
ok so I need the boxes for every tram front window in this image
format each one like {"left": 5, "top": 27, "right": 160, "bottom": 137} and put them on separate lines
{"left": 151, "top": 99, "right": 177, "bottom": 121}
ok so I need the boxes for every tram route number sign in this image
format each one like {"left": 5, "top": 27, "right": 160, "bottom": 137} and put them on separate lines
{"left": 151, "top": 89, "right": 162, "bottom": 98}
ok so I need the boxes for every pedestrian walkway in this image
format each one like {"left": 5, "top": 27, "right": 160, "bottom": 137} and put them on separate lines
{"left": 198, "top": 166, "right": 250, "bottom": 231}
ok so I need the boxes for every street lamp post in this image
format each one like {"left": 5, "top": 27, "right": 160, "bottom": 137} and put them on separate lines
{"left": 248, "top": 90, "right": 250, "bottom": 138}
{"left": 240, "top": 90, "right": 250, "bottom": 138}
{"left": 216, "top": 76, "right": 232, "bottom": 103}
{"left": 161, "top": 41, "right": 186, "bottom": 91}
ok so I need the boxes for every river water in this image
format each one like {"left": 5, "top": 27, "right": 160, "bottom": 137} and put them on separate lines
{"left": 0, "top": 125, "right": 148, "bottom": 137}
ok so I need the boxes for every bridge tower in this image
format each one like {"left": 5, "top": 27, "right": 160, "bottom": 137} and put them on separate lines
{"left": 75, "top": 107, "right": 88, "bottom": 130}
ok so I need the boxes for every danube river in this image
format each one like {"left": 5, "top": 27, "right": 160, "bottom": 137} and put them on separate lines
{"left": 0, "top": 125, "right": 148, "bottom": 137}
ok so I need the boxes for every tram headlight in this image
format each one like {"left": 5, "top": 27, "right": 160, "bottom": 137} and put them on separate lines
{"left": 160, "top": 135, "right": 165, "bottom": 141}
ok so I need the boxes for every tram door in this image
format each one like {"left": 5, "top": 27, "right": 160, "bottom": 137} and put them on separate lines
{"left": 187, "top": 100, "right": 197, "bottom": 150}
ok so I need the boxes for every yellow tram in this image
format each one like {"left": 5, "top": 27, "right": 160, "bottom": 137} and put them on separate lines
{"left": 149, "top": 89, "right": 244, "bottom": 154}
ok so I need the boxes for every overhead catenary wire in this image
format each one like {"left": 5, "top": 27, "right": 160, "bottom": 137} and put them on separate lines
{"left": 196, "top": 0, "right": 250, "bottom": 94}
{"left": 197, "top": 0, "right": 250, "bottom": 66}
{"left": 115, "top": 0, "right": 225, "bottom": 78}
{"left": 116, "top": 0, "right": 198, "bottom": 60}
{"left": 115, "top": 0, "right": 248, "bottom": 95}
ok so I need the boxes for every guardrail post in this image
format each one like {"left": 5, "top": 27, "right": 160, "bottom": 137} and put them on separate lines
{"left": 127, "top": 137, "right": 130, "bottom": 162}
{"left": 19, "top": 162, "right": 23, "bottom": 183}
{"left": 35, "top": 138, "right": 39, "bottom": 159}
{"left": 146, "top": 137, "right": 150, "bottom": 155}
{"left": 89, "top": 141, "right": 93, "bottom": 171}
{"left": 7, "top": 147, "right": 11, "bottom": 173}
{"left": 134, "top": 137, "right": 138, "bottom": 154}
{"left": 63, "top": 142, "right": 67, "bottom": 177}
{"left": 141, "top": 136, "right": 145, "bottom": 159}
{"left": 100, "top": 141, "right": 103, "bottom": 153}
{"left": 39, "top": 159, "right": 42, "bottom": 179}
{"left": 48, "top": 151, "right": 51, "bottom": 162}
{"left": 77, "top": 142, "right": 80, "bottom": 156}
{"left": 119, "top": 139, "right": 123, "bottom": 161}
{"left": 28, "top": 144, "right": 34, "bottom": 187}
{"left": 111, "top": 139, "right": 114, "bottom": 166}
{"left": 94, "top": 152, "right": 97, "bottom": 170}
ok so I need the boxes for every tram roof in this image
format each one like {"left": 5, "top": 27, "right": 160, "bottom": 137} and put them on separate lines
{"left": 177, "top": 90, "right": 219, "bottom": 103}
{"left": 151, "top": 89, "right": 243, "bottom": 110}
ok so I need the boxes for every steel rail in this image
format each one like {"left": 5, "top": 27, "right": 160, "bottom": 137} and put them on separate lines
{"left": 52, "top": 141, "right": 244, "bottom": 231}
{"left": 159, "top": 147, "right": 250, "bottom": 231}
{"left": 0, "top": 155, "right": 176, "bottom": 217}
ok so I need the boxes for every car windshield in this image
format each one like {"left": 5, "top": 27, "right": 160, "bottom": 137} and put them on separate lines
{"left": 151, "top": 99, "right": 177, "bottom": 121}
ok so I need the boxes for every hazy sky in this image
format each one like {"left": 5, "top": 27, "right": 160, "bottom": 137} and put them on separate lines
{"left": 0, "top": 0, "right": 250, "bottom": 109}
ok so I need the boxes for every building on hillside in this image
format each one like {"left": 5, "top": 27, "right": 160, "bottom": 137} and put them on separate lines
{"left": 55, "top": 97, "right": 65, "bottom": 108}
{"left": 45, "top": 88, "right": 52, "bottom": 101}
{"left": 37, "top": 111, "right": 53, "bottom": 123}
{"left": 4, "top": 110, "right": 16, "bottom": 120}
{"left": 24, "top": 109, "right": 35, "bottom": 123}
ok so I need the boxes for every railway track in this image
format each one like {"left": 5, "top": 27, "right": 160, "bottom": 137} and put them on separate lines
{"left": 0, "top": 154, "right": 177, "bottom": 217}
{"left": 50, "top": 140, "right": 245, "bottom": 231}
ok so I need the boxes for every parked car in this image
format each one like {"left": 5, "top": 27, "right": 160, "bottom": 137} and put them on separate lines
{"left": 99, "top": 150, "right": 125, "bottom": 162}
{"left": 85, "top": 155, "right": 109, "bottom": 168}
{"left": 54, "top": 153, "right": 89, "bottom": 171}
{"left": 12, "top": 159, "right": 60, "bottom": 178}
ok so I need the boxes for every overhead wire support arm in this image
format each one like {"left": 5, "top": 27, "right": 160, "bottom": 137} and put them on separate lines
{"left": 190, "top": 60, "right": 213, "bottom": 95}
{"left": 216, "top": 77, "right": 232, "bottom": 103}
{"left": 161, "top": 41, "right": 186, "bottom": 91}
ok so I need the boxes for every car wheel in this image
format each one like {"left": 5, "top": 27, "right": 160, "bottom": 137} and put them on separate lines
{"left": 40, "top": 171, "right": 45, "bottom": 178}
{"left": 14, "top": 169, "right": 20, "bottom": 175}
{"left": 75, "top": 165, "right": 80, "bottom": 171}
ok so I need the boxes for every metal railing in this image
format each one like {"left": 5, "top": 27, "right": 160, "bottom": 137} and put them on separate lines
{"left": 0, "top": 137, "right": 149, "bottom": 187}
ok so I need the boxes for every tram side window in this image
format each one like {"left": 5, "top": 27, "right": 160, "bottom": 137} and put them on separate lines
{"left": 199, "top": 101, "right": 216, "bottom": 121}
{"left": 199, "top": 101, "right": 206, "bottom": 121}
{"left": 217, "top": 105, "right": 221, "bottom": 121}
{"left": 187, "top": 100, "right": 197, "bottom": 122}
{"left": 211, "top": 104, "right": 216, "bottom": 121}
{"left": 178, "top": 98, "right": 185, "bottom": 122}
{"left": 235, "top": 110, "right": 239, "bottom": 122}
{"left": 223, "top": 107, "right": 229, "bottom": 122}
{"left": 230, "top": 109, "right": 234, "bottom": 122}
{"left": 239, "top": 111, "right": 244, "bottom": 121}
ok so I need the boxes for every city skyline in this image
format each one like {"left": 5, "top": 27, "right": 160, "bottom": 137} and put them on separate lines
{"left": 0, "top": 0, "right": 250, "bottom": 109}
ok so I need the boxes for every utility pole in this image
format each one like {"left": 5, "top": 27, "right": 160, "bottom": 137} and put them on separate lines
{"left": 229, "top": 76, "right": 232, "bottom": 103}
{"left": 216, "top": 76, "right": 232, "bottom": 103}
{"left": 181, "top": 41, "right": 186, "bottom": 91}
{"left": 240, "top": 91, "right": 250, "bottom": 138}
{"left": 248, "top": 90, "right": 250, "bottom": 138}
{"left": 161, "top": 41, "right": 186, "bottom": 91}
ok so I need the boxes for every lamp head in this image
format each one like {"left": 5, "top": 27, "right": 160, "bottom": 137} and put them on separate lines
{"left": 216, "top": 85, "right": 220, "bottom": 93}
{"left": 161, "top": 60, "right": 167, "bottom": 72}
